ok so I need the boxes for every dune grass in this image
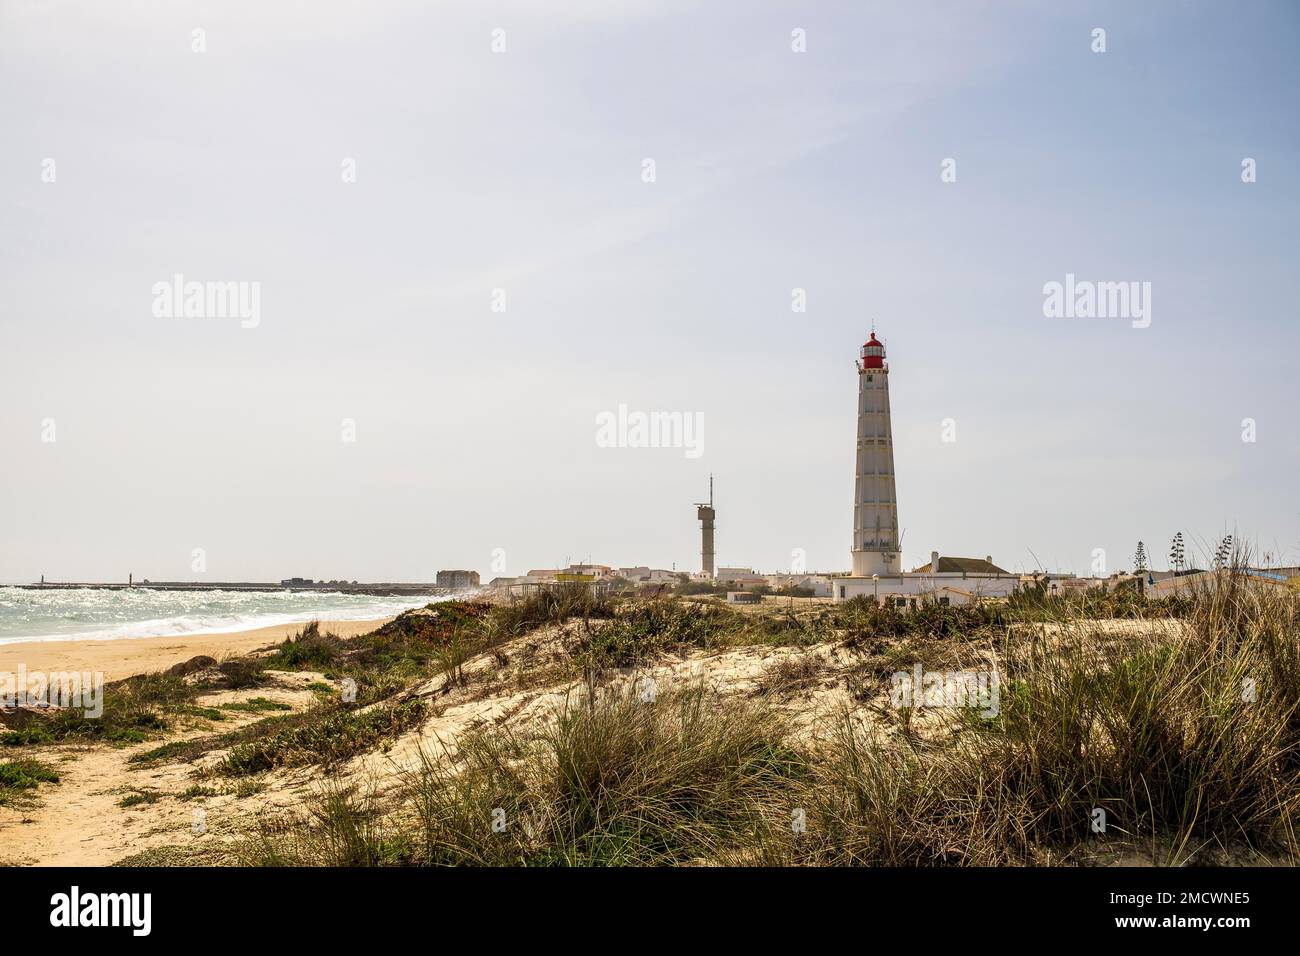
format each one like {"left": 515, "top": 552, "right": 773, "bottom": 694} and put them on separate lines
{"left": 791, "top": 577, "right": 1300, "bottom": 865}
{"left": 235, "top": 572, "right": 1300, "bottom": 867}
{"left": 0, "top": 758, "right": 60, "bottom": 806}
{"left": 1, "top": 671, "right": 195, "bottom": 747}
{"left": 12, "top": 567, "right": 1287, "bottom": 868}
{"left": 491, "top": 584, "right": 617, "bottom": 636}
{"left": 241, "top": 684, "right": 801, "bottom": 866}
{"left": 221, "top": 697, "right": 293, "bottom": 714}
{"left": 221, "top": 698, "right": 428, "bottom": 776}
{"left": 263, "top": 621, "right": 343, "bottom": 671}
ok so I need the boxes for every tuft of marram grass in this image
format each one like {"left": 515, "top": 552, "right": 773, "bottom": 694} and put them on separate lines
{"left": 0, "top": 758, "right": 60, "bottom": 806}
{"left": 492, "top": 583, "right": 618, "bottom": 636}
{"left": 242, "top": 574, "right": 1300, "bottom": 867}
{"left": 264, "top": 620, "right": 343, "bottom": 670}
{"left": 127, "top": 563, "right": 1300, "bottom": 867}
{"left": 221, "top": 698, "right": 428, "bottom": 776}
{"left": 242, "top": 684, "right": 802, "bottom": 866}
{"left": 789, "top": 578, "right": 1300, "bottom": 866}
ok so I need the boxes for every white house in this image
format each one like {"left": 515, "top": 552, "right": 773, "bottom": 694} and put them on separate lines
{"left": 834, "top": 551, "right": 1020, "bottom": 603}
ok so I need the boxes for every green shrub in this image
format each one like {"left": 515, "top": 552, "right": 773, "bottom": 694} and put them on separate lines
{"left": 221, "top": 697, "right": 292, "bottom": 714}
{"left": 218, "top": 658, "right": 267, "bottom": 690}
{"left": 265, "top": 621, "right": 343, "bottom": 670}
{"left": 221, "top": 699, "right": 428, "bottom": 776}
{"left": 492, "top": 585, "right": 616, "bottom": 635}
{"left": 0, "top": 759, "right": 60, "bottom": 805}
{"left": 244, "top": 685, "right": 801, "bottom": 866}
{"left": 118, "top": 789, "right": 162, "bottom": 808}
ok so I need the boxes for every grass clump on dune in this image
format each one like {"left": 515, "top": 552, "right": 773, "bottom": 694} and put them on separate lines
{"left": 1, "top": 672, "right": 190, "bottom": 748}
{"left": 792, "top": 579, "right": 1300, "bottom": 866}
{"left": 0, "top": 660, "right": 292, "bottom": 750}
{"left": 129, "top": 693, "right": 423, "bottom": 772}
{"left": 570, "top": 600, "right": 733, "bottom": 670}
{"left": 0, "top": 758, "right": 60, "bottom": 806}
{"left": 1006, "top": 579, "right": 1192, "bottom": 622}
{"left": 568, "top": 599, "right": 838, "bottom": 675}
{"left": 265, "top": 602, "right": 500, "bottom": 699}
{"left": 221, "top": 698, "right": 428, "bottom": 776}
{"left": 264, "top": 621, "right": 343, "bottom": 670}
{"left": 241, "top": 684, "right": 800, "bottom": 866}
{"left": 239, "top": 572, "right": 1300, "bottom": 867}
{"left": 118, "top": 789, "right": 162, "bottom": 808}
{"left": 834, "top": 596, "right": 1005, "bottom": 641}
{"left": 375, "top": 602, "right": 493, "bottom": 642}
{"left": 491, "top": 584, "right": 616, "bottom": 636}
{"left": 221, "top": 697, "right": 292, "bottom": 714}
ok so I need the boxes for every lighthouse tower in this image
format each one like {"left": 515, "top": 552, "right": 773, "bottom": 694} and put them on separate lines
{"left": 851, "top": 331, "right": 900, "bottom": 575}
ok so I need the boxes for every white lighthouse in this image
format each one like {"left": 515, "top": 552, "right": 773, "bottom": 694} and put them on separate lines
{"left": 833, "top": 330, "right": 1021, "bottom": 604}
{"left": 851, "top": 330, "right": 900, "bottom": 575}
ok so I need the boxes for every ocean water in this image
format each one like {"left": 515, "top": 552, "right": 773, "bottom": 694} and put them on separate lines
{"left": 0, "top": 587, "right": 445, "bottom": 645}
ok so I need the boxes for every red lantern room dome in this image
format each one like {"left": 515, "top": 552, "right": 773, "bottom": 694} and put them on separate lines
{"left": 860, "top": 331, "right": 885, "bottom": 369}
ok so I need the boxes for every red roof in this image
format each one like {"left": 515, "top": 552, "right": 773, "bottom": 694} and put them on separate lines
{"left": 861, "top": 331, "right": 885, "bottom": 368}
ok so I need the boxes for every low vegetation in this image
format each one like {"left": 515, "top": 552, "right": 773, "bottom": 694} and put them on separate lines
{"left": 263, "top": 621, "right": 343, "bottom": 671}
{"left": 242, "top": 685, "right": 801, "bottom": 866}
{"left": 6, "top": 568, "right": 1295, "bottom": 868}
{"left": 221, "top": 698, "right": 292, "bottom": 714}
{"left": 234, "top": 571, "right": 1300, "bottom": 867}
{"left": 221, "top": 699, "right": 427, "bottom": 776}
{"left": 0, "top": 655, "right": 293, "bottom": 749}
{"left": 3, "top": 672, "right": 192, "bottom": 747}
{"left": 118, "top": 788, "right": 162, "bottom": 808}
{"left": 0, "top": 759, "right": 60, "bottom": 807}
{"left": 491, "top": 584, "right": 617, "bottom": 636}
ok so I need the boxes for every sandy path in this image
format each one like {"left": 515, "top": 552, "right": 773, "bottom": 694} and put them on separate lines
{"left": 2, "top": 739, "right": 203, "bottom": 866}
{"left": 1, "top": 616, "right": 399, "bottom": 866}
{"left": 0, "top": 618, "right": 391, "bottom": 683}
{"left": 0, "top": 678, "right": 325, "bottom": 866}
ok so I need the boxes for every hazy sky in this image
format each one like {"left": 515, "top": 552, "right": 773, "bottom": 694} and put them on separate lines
{"left": 2, "top": 0, "right": 1297, "bottom": 583}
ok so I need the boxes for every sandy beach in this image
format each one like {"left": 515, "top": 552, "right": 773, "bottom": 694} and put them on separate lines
{"left": 0, "top": 617, "right": 392, "bottom": 684}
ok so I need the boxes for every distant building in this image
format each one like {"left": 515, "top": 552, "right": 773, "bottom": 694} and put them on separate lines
{"left": 614, "top": 567, "right": 683, "bottom": 585}
{"left": 835, "top": 550, "right": 1020, "bottom": 603}
{"left": 716, "top": 567, "right": 757, "bottom": 584}
{"left": 727, "top": 591, "right": 761, "bottom": 604}
{"left": 1147, "top": 567, "right": 1294, "bottom": 599}
{"left": 556, "top": 572, "right": 596, "bottom": 583}
{"left": 281, "top": 577, "right": 314, "bottom": 586}
{"left": 926, "top": 586, "right": 981, "bottom": 606}
{"left": 911, "top": 555, "right": 1007, "bottom": 575}
{"left": 765, "top": 573, "right": 834, "bottom": 597}
{"left": 436, "top": 570, "right": 480, "bottom": 589}
{"left": 565, "top": 564, "right": 612, "bottom": 579}
{"left": 526, "top": 565, "right": 612, "bottom": 583}
{"left": 490, "top": 564, "right": 681, "bottom": 594}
